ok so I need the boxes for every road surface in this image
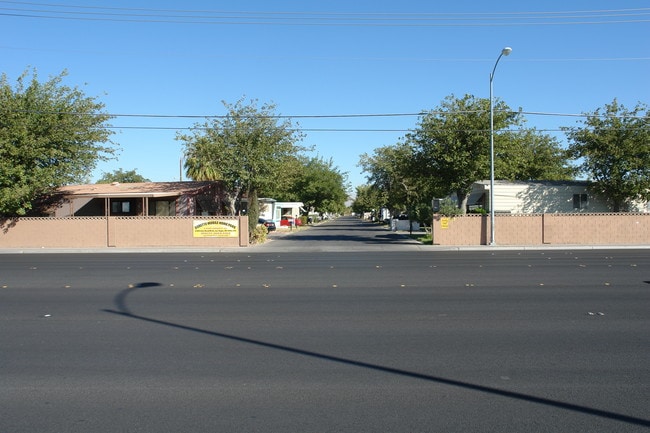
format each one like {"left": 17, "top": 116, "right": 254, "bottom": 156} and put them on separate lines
{"left": 1, "top": 218, "right": 649, "bottom": 432}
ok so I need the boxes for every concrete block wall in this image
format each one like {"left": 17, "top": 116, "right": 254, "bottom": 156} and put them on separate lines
{"left": 1, "top": 216, "right": 249, "bottom": 249}
{"left": 432, "top": 214, "right": 650, "bottom": 246}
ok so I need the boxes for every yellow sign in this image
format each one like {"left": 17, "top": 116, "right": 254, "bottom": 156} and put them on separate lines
{"left": 193, "top": 220, "right": 239, "bottom": 238}
{"left": 440, "top": 217, "right": 450, "bottom": 229}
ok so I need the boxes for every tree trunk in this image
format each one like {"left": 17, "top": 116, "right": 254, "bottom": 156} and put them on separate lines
{"left": 222, "top": 186, "right": 240, "bottom": 216}
{"left": 247, "top": 188, "right": 259, "bottom": 236}
{"left": 456, "top": 190, "right": 469, "bottom": 214}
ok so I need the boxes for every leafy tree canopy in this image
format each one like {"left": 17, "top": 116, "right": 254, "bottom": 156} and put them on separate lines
{"left": 96, "top": 168, "right": 150, "bottom": 184}
{"left": 407, "top": 94, "right": 523, "bottom": 212}
{"left": 564, "top": 99, "right": 650, "bottom": 211}
{"left": 286, "top": 156, "right": 349, "bottom": 215}
{"left": 359, "top": 94, "right": 576, "bottom": 216}
{"left": 177, "top": 98, "right": 306, "bottom": 233}
{"left": 351, "top": 184, "right": 383, "bottom": 217}
{"left": 0, "top": 69, "right": 116, "bottom": 216}
{"left": 358, "top": 142, "right": 422, "bottom": 217}
{"left": 405, "top": 94, "right": 575, "bottom": 212}
{"left": 497, "top": 129, "right": 576, "bottom": 181}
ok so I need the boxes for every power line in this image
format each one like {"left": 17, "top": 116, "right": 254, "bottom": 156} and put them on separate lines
{"left": 3, "top": 1, "right": 650, "bottom": 17}
{"left": 111, "top": 126, "right": 415, "bottom": 133}
{"left": 108, "top": 112, "right": 426, "bottom": 119}
{"left": 3, "top": 44, "right": 648, "bottom": 63}
{"left": 3, "top": 109, "right": 643, "bottom": 133}
{"left": 4, "top": 108, "right": 647, "bottom": 121}
{"left": 2, "top": 109, "right": 425, "bottom": 119}
{"left": 109, "top": 126, "right": 647, "bottom": 134}
{"left": 1, "top": 13, "right": 646, "bottom": 27}
{"left": 1, "top": 2, "right": 649, "bottom": 26}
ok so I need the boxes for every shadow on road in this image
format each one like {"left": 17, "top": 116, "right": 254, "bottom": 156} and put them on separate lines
{"left": 102, "top": 283, "right": 649, "bottom": 429}
{"left": 273, "top": 233, "right": 418, "bottom": 244}
{"left": 264, "top": 217, "right": 423, "bottom": 250}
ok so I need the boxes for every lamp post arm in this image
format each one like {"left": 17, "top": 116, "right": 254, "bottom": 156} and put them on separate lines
{"left": 490, "top": 52, "right": 505, "bottom": 83}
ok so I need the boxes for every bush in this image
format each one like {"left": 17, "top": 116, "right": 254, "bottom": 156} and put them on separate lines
{"left": 469, "top": 207, "right": 487, "bottom": 215}
{"left": 438, "top": 198, "right": 462, "bottom": 217}
{"left": 250, "top": 224, "right": 268, "bottom": 244}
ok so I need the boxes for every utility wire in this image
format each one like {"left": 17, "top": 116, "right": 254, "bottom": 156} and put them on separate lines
{"left": 4, "top": 108, "right": 644, "bottom": 132}
{"left": 3, "top": 1, "right": 650, "bottom": 17}
{"left": 1, "top": 2, "right": 649, "bottom": 26}
{"left": 3, "top": 109, "right": 646, "bottom": 120}
{"left": 3, "top": 44, "right": 648, "bottom": 63}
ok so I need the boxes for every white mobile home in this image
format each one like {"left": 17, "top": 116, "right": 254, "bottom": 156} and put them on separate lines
{"left": 256, "top": 199, "right": 305, "bottom": 225}
{"left": 463, "top": 180, "right": 614, "bottom": 214}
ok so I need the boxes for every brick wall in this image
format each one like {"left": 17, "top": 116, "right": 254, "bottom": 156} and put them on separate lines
{"left": 0, "top": 216, "right": 249, "bottom": 249}
{"left": 432, "top": 213, "right": 650, "bottom": 246}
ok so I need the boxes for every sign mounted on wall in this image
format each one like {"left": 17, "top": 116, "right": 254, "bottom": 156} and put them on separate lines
{"left": 193, "top": 219, "right": 239, "bottom": 238}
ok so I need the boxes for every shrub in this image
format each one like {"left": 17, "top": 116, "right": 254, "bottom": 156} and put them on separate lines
{"left": 250, "top": 224, "right": 268, "bottom": 244}
{"left": 438, "top": 198, "right": 463, "bottom": 217}
{"left": 469, "top": 207, "right": 487, "bottom": 215}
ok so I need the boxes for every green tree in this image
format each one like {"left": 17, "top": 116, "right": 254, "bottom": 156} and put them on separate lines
{"left": 497, "top": 128, "right": 575, "bottom": 181}
{"left": 177, "top": 98, "right": 305, "bottom": 235}
{"left": 359, "top": 141, "right": 442, "bottom": 229}
{"left": 0, "top": 69, "right": 115, "bottom": 216}
{"left": 96, "top": 168, "right": 150, "bottom": 184}
{"left": 407, "top": 94, "right": 522, "bottom": 213}
{"left": 358, "top": 142, "right": 421, "bottom": 217}
{"left": 408, "top": 94, "right": 574, "bottom": 213}
{"left": 351, "top": 184, "right": 383, "bottom": 218}
{"left": 287, "top": 156, "right": 348, "bottom": 216}
{"left": 564, "top": 100, "right": 650, "bottom": 211}
{"left": 260, "top": 155, "right": 305, "bottom": 201}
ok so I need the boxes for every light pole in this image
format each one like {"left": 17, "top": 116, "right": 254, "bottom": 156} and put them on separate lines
{"left": 489, "top": 46, "right": 512, "bottom": 246}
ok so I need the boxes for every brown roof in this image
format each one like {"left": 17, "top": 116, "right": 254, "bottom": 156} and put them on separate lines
{"left": 58, "top": 181, "right": 219, "bottom": 198}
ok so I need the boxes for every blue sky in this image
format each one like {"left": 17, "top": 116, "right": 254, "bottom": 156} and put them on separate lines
{"left": 1, "top": 1, "right": 648, "bottom": 193}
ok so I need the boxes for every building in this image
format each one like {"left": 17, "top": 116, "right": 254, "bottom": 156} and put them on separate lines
{"left": 47, "top": 181, "right": 227, "bottom": 217}
{"left": 462, "top": 180, "right": 626, "bottom": 214}
{"left": 257, "top": 199, "right": 305, "bottom": 227}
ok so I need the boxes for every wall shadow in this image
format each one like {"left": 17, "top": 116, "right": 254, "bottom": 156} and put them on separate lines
{"left": 102, "top": 283, "right": 650, "bottom": 429}
{"left": 0, "top": 217, "right": 18, "bottom": 234}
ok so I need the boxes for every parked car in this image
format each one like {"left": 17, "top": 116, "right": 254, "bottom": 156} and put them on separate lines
{"left": 258, "top": 218, "right": 276, "bottom": 232}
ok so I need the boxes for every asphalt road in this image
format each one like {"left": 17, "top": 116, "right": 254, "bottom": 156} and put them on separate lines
{"left": 2, "top": 219, "right": 649, "bottom": 432}
{"left": 259, "top": 216, "right": 425, "bottom": 252}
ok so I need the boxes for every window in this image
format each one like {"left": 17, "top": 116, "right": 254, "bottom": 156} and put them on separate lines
{"left": 151, "top": 200, "right": 175, "bottom": 216}
{"left": 573, "top": 193, "right": 588, "bottom": 210}
{"left": 111, "top": 200, "right": 131, "bottom": 214}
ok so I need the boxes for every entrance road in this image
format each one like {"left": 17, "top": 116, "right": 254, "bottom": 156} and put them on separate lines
{"left": 259, "top": 215, "right": 425, "bottom": 251}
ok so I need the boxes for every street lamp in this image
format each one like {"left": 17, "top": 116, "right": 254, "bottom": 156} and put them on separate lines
{"left": 489, "top": 46, "right": 512, "bottom": 246}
